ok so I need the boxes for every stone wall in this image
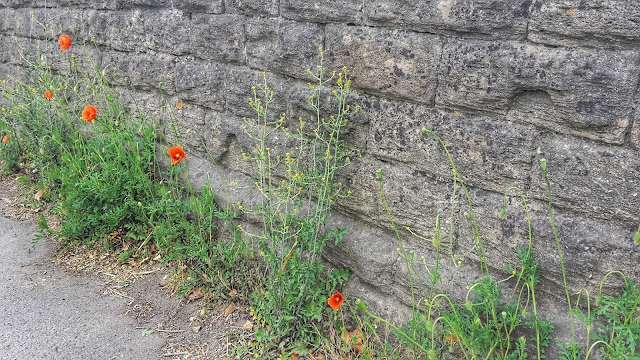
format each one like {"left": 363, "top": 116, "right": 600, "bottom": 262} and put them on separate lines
{"left": 1, "top": 0, "right": 639, "bottom": 345}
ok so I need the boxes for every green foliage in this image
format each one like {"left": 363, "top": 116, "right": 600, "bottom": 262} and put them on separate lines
{"left": 590, "top": 281, "right": 640, "bottom": 359}
{"left": 241, "top": 51, "right": 354, "bottom": 352}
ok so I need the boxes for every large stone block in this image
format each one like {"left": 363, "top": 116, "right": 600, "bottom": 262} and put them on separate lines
{"left": 281, "top": 0, "right": 362, "bottom": 23}
{"left": 531, "top": 134, "right": 640, "bottom": 224}
{"left": 102, "top": 49, "right": 175, "bottom": 93}
{"left": 143, "top": 10, "right": 192, "bottom": 55}
{"left": 246, "top": 19, "right": 323, "bottom": 80}
{"left": 225, "top": 0, "right": 278, "bottom": 16}
{"left": 223, "top": 67, "right": 288, "bottom": 119}
{"left": 529, "top": 1, "right": 640, "bottom": 49}
{"left": 438, "top": 39, "right": 640, "bottom": 144}
{"left": 158, "top": 97, "right": 207, "bottom": 154}
{"left": 90, "top": 11, "right": 147, "bottom": 52}
{"left": 0, "top": 8, "right": 16, "bottom": 35}
{"left": 0, "top": 0, "right": 50, "bottom": 7}
{"left": 170, "top": 0, "right": 223, "bottom": 14}
{"left": 174, "top": 59, "right": 226, "bottom": 111}
{"left": 12, "top": 8, "right": 93, "bottom": 43}
{"left": 363, "top": 0, "right": 535, "bottom": 39}
{"left": 189, "top": 14, "right": 245, "bottom": 64}
{"left": 365, "top": 97, "right": 538, "bottom": 193}
{"left": 325, "top": 24, "right": 442, "bottom": 104}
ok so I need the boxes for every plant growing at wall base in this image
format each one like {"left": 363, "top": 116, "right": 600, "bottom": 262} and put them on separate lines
{"left": 241, "top": 50, "right": 354, "bottom": 350}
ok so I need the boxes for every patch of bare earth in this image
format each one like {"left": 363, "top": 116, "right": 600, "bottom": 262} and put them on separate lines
{"left": 1, "top": 174, "right": 253, "bottom": 360}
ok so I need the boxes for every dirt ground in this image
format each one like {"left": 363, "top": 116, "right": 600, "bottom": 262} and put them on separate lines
{"left": 0, "top": 174, "right": 253, "bottom": 360}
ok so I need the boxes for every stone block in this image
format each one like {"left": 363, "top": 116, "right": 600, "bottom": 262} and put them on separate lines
{"left": 143, "top": 10, "right": 192, "bottom": 55}
{"left": 0, "top": 8, "right": 16, "bottom": 35}
{"left": 531, "top": 134, "right": 640, "bottom": 224}
{"left": 0, "top": 0, "right": 50, "bottom": 7}
{"left": 326, "top": 24, "right": 442, "bottom": 104}
{"left": 158, "top": 98, "right": 207, "bottom": 154}
{"left": 90, "top": 11, "right": 147, "bottom": 52}
{"left": 102, "top": 49, "right": 175, "bottom": 93}
{"left": 281, "top": 0, "right": 362, "bottom": 23}
{"left": 452, "top": 187, "right": 640, "bottom": 300}
{"left": 13, "top": 8, "right": 92, "bottom": 43}
{"left": 529, "top": 1, "right": 640, "bottom": 49}
{"left": 168, "top": 0, "right": 223, "bottom": 14}
{"left": 173, "top": 59, "right": 226, "bottom": 111}
{"left": 366, "top": 97, "right": 538, "bottom": 193}
{"left": 438, "top": 39, "right": 640, "bottom": 144}
{"left": 225, "top": 0, "right": 278, "bottom": 16}
{"left": 246, "top": 19, "right": 323, "bottom": 80}
{"left": 189, "top": 14, "right": 245, "bottom": 64}
{"left": 224, "top": 67, "right": 288, "bottom": 119}
{"left": 363, "top": 0, "right": 534, "bottom": 39}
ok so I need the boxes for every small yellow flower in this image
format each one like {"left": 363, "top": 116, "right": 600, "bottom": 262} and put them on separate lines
{"left": 457, "top": 260, "right": 462, "bottom": 266}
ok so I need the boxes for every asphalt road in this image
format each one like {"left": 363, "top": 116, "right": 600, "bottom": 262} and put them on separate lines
{"left": 0, "top": 199, "right": 165, "bottom": 359}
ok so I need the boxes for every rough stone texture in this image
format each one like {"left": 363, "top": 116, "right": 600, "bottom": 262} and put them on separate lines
{"left": 531, "top": 134, "right": 640, "bottom": 223}
{"left": 529, "top": 0, "right": 640, "bottom": 49}
{"left": 174, "top": 58, "right": 226, "bottom": 111}
{"left": 246, "top": 18, "right": 323, "bottom": 80}
{"left": 3, "top": 2, "right": 640, "bottom": 356}
{"left": 438, "top": 39, "right": 640, "bottom": 144}
{"left": 102, "top": 49, "right": 176, "bottom": 93}
{"left": 326, "top": 24, "right": 442, "bottom": 104}
{"left": 225, "top": 0, "right": 278, "bottom": 17}
{"left": 281, "top": 0, "right": 362, "bottom": 23}
{"left": 189, "top": 14, "right": 245, "bottom": 64}
{"left": 363, "top": 0, "right": 536, "bottom": 39}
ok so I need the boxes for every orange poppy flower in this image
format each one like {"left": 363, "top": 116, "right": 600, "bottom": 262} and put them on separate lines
{"left": 58, "top": 34, "right": 72, "bottom": 51}
{"left": 44, "top": 91, "right": 53, "bottom": 99}
{"left": 2, "top": 135, "right": 8, "bottom": 143}
{"left": 81, "top": 105, "right": 97, "bottom": 123}
{"left": 167, "top": 146, "right": 186, "bottom": 165}
{"left": 328, "top": 292, "right": 344, "bottom": 310}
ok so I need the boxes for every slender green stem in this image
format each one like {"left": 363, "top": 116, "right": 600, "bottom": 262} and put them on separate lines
{"left": 541, "top": 159, "right": 576, "bottom": 352}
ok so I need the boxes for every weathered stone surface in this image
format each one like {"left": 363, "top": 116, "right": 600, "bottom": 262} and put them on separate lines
{"left": 102, "top": 49, "right": 175, "bottom": 92}
{"left": 200, "top": 110, "right": 271, "bottom": 172}
{"left": 0, "top": 0, "right": 51, "bottom": 7}
{"left": 223, "top": 67, "right": 288, "bottom": 119}
{"left": 363, "top": 0, "right": 535, "bottom": 39}
{"left": 171, "top": 0, "right": 223, "bottom": 14}
{"left": 529, "top": 1, "right": 640, "bottom": 49}
{"left": 0, "top": 8, "right": 16, "bottom": 35}
{"left": 189, "top": 14, "right": 245, "bottom": 64}
{"left": 632, "top": 120, "right": 640, "bottom": 150}
{"left": 90, "top": 11, "right": 147, "bottom": 52}
{"left": 159, "top": 98, "right": 207, "bottom": 153}
{"left": 531, "top": 134, "right": 640, "bottom": 223}
{"left": 225, "top": 0, "right": 278, "bottom": 16}
{"left": 143, "top": 10, "right": 192, "bottom": 55}
{"left": 326, "top": 24, "right": 442, "bottom": 104}
{"left": 174, "top": 59, "right": 226, "bottom": 111}
{"left": 246, "top": 19, "right": 323, "bottom": 80}
{"left": 281, "top": 0, "right": 362, "bottom": 23}
{"left": 365, "top": 97, "right": 538, "bottom": 193}
{"left": 438, "top": 39, "right": 640, "bottom": 144}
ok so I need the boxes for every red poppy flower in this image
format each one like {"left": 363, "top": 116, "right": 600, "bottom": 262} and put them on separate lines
{"left": 81, "top": 105, "right": 97, "bottom": 123}
{"left": 328, "top": 292, "right": 344, "bottom": 310}
{"left": 167, "top": 146, "right": 186, "bottom": 165}
{"left": 2, "top": 135, "right": 8, "bottom": 143}
{"left": 44, "top": 91, "right": 53, "bottom": 99}
{"left": 58, "top": 34, "right": 72, "bottom": 51}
